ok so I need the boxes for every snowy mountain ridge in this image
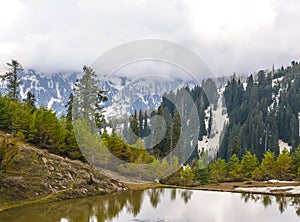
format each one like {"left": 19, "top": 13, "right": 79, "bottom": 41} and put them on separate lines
{"left": 0, "top": 69, "right": 196, "bottom": 118}
{"left": 0, "top": 69, "right": 79, "bottom": 116}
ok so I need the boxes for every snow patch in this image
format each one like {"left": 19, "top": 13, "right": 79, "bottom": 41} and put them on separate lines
{"left": 55, "top": 82, "right": 62, "bottom": 99}
{"left": 278, "top": 140, "right": 292, "bottom": 153}
{"left": 272, "top": 77, "right": 283, "bottom": 87}
{"left": 47, "top": 97, "right": 61, "bottom": 110}
{"left": 235, "top": 186, "right": 299, "bottom": 194}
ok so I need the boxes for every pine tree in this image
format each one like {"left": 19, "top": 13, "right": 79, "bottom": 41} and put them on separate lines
{"left": 95, "top": 89, "right": 108, "bottom": 130}
{"left": 73, "top": 66, "right": 106, "bottom": 132}
{"left": 23, "top": 91, "right": 36, "bottom": 107}
{"left": 207, "top": 107, "right": 213, "bottom": 137}
{"left": 232, "top": 136, "right": 240, "bottom": 157}
{"left": 130, "top": 110, "right": 139, "bottom": 137}
{"left": 170, "top": 109, "right": 181, "bottom": 160}
{"left": 241, "top": 151, "right": 259, "bottom": 180}
{"left": 138, "top": 109, "right": 143, "bottom": 137}
{"left": 198, "top": 108, "right": 207, "bottom": 140}
{"left": 228, "top": 154, "right": 241, "bottom": 181}
{"left": 28, "top": 106, "right": 62, "bottom": 151}
{"left": 209, "top": 158, "right": 228, "bottom": 182}
{"left": 290, "top": 114, "right": 299, "bottom": 148}
{"left": 275, "top": 148, "right": 294, "bottom": 180}
{"left": 0, "top": 96, "right": 13, "bottom": 130}
{"left": 74, "top": 66, "right": 99, "bottom": 119}
{"left": 1, "top": 59, "right": 23, "bottom": 101}
{"left": 150, "top": 108, "right": 165, "bottom": 158}
{"left": 65, "top": 93, "right": 74, "bottom": 124}
{"left": 260, "top": 151, "right": 275, "bottom": 179}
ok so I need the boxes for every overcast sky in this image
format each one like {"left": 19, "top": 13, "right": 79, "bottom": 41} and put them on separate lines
{"left": 0, "top": 0, "right": 300, "bottom": 76}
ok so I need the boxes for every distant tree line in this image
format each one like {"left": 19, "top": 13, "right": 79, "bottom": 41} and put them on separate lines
{"left": 162, "top": 147, "right": 300, "bottom": 186}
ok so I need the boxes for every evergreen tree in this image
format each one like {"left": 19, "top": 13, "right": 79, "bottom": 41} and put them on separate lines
{"left": 198, "top": 108, "right": 207, "bottom": 140}
{"left": 0, "top": 96, "right": 13, "bottom": 130}
{"left": 74, "top": 66, "right": 99, "bottom": 120}
{"left": 228, "top": 154, "right": 242, "bottom": 181}
{"left": 23, "top": 91, "right": 36, "bottom": 107}
{"left": 150, "top": 108, "right": 165, "bottom": 158}
{"left": 65, "top": 93, "right": 74, "bottom": 124}
{"left": 170, "top": 109, "right": 182, "bottom": 160}
{"left": 179, "top": 164, "right": 195, "bottom": 186}
{"left": 257, "top": 70, "right": 267, "bottom": 99}
{"left": 95, "top": 89, "right": 108, "bottom": 130}
{"left": 241, "top": 151, "right": 259, "bottom": 180}
{"left": 232, "top": 136, "right": 240, "bottom": 157}
{"left": 207, "top": 107, "right": 213, "bottom": 137}
{"left": 1, "top": 59, "right": 23, "bottom": 100}
{"left": 209, "top": 158, "right": 228, "bottom": 182}
{"left": 73, "top": 66, "right": 106, "bottom": 132}
{"left": 143, "top": 110, "right": 150, "bottom": 137}
{"left": 130, "top": 110, "right": 139, "bottom": 137}
{"left": 275, "top": 148, "right": 294, "bottom": 180}
{"left": 28, "top": 106, "right": 62, "bottom": 151}
{"left": 292, "top": 146, "right": 300, "bottom": 169}
{"left": 260, "top": 151, "right": 275, "bottom": 180}
{"left": 138, "top": 109, "right": 143, "bottom": 137}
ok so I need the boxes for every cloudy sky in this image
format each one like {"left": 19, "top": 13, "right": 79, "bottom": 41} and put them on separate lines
{"left": 0, "top": 0, "right": 300, "bottom": 76}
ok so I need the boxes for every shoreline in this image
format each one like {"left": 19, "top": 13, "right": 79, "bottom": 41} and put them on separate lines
{"left": 1, "top": 181, "right": 300, "bottom": 212}
{"left": 127, "top": 181, "right": 300, "bottom": 197}
{"left": 184, "top": 181, "right": 300, "bottom": 197}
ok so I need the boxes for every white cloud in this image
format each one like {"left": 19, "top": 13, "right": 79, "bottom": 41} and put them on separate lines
{"left": 0, "top": 0, "right": 299, "bottom": 75}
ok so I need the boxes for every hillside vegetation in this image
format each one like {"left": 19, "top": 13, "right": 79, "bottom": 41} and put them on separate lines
{"left": 0, "top": 132, "right": 127, "bottom": 211}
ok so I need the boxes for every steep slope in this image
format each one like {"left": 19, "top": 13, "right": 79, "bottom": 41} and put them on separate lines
{"left": 0, "top": 132, "right": 127, "bottom": 211}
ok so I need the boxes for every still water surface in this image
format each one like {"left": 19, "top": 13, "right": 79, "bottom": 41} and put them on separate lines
{"left": 0, "top": 188, "right": 300, "bottom": 222}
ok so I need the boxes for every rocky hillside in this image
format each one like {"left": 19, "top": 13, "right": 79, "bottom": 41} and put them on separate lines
{"left": 0, "top": 132, "right": 127, "bottom": 211}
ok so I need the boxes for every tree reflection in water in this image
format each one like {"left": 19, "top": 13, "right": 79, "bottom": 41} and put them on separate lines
{"left": 180, "top": 189, "right": 193, "bottom": 204}
{"left": 0, "top": 188, "right": 193, "bottom": 222}
{"left": 241, "top": 193, "right": 300, "bottom": 216}
{"left": 147, "top": 188, "right": 163, "bottom": 209}
{"left": 2, "top": 189, "right": 300, "bottom": 221}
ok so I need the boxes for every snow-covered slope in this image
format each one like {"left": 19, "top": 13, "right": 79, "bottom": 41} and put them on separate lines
{"left": 198, "top": 87, "right": 228, "bottom": 157}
